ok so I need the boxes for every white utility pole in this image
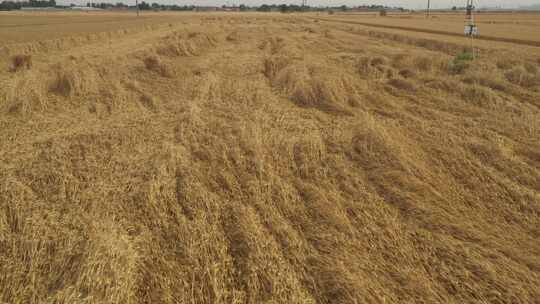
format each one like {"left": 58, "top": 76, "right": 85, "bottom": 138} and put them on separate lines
{"left": 465, "top": 0, "right": 478, "bottom": 59}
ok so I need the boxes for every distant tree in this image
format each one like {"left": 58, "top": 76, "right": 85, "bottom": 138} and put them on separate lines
{"left": 98, "top": 2, "right": 112, "bottom": 9}
{"left": 28, "top": 0, "right": 52, "bottom": 7}
{"left": 452, "top": 6, "right": 457, "bottom": 10}
{"left": 340, "top": 5, "right": 347, "bottom": 11}
{"left": 138, "top": 1, "right": 150, "bottom": 10}
{"left": 257, "top": 4, "right": 271, "bottom": 11}
{"left": 0, "top": 1, "right": 23, "bottom": 10}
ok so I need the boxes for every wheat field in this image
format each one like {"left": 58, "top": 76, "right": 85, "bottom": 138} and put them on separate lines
{"left": 324, "top": 11, "right": 540, "bottom": 45}
{"left": 1, "top": 11, "right": 540, "bottom": 304}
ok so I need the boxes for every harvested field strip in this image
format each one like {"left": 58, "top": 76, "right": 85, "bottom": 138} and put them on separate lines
{"left": 0, "top": 17, "right": 157, "bottom": 28}
{"left": 313, "top": 17, "right": 540, "bottom": 47}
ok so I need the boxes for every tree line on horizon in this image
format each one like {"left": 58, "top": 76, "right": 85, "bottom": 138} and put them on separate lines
{"left": 0, "top": 0, "right": 405, "bottom": 12}
{"left": 0, "top": 0, "right": 55, "bottom": 10}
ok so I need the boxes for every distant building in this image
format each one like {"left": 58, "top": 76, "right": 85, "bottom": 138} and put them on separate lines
{"left": 69, "top": 6, "right": 103, "bottom": 11}
{"left": 195, "top": 6, "right": 219, "bottom": 12}
{"left": 20, "top": 6, "right": 58, "bottom": 10}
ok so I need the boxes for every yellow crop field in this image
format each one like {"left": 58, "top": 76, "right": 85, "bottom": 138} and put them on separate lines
{"left": 1, "top": 11, "right": 539, "bottom": 304}
{"left": 324, "top": 12, "right": 540, "bottom": 45}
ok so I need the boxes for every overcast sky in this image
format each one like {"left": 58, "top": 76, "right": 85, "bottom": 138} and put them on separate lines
{"left": 57, "top": 0, "right": 539, "bottom": 9}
